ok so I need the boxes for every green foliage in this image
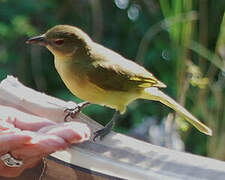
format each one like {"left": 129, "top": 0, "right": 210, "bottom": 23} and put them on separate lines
{"left": 0, "top": 0, "right": 224, "bottom": 159}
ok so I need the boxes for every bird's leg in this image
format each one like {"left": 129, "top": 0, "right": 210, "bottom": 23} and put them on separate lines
{"left": 64, "top": 101, "right": 90, "bottom": 121}
{"left": 93, "top": 111, "right": 120, "bottom": 141}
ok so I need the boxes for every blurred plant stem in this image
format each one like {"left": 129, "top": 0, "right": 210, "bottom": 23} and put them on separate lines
{"left": 158, "top": 0, "right": 225, "bottom": 160}
{"left": 136, "top": 11, "right": 198, "bottom": 64}
{"left": 199, "top": 0, "right": 208, "bottom": 72}
{"left": 158, "top": 0, "right": 194, "bottom": 129}
{"left": 30, "top": 46, "right": 47, "bottom": 91}
{"left": 198, "top": 12, "right": 225, "bottom": 160}
{"left": 89, "top": 0, "right": 103, "bottom": 42}
{"left": 189, "top": 41, "right": 224, "bottom": 72}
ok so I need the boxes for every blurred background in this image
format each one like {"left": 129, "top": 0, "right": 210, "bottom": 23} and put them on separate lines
{"left": 0, "top": 0, "right": 224, "bottom": 160}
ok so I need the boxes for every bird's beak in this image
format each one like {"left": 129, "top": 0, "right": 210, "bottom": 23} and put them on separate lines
{"left": 26, "top": 34, "right": 46, "bottom": 46}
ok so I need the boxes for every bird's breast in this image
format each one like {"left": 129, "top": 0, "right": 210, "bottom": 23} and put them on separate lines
{"left": 54, "top": 58, "right": 92, "bottom": 99}
{"left": 54, "top": 58, "right": 110, "bottom": 104}
{"left": 54, "top": 57, "right": 140, "bottom": 113}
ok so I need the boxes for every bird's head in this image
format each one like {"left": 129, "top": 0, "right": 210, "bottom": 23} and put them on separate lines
{"left": 26, "top": 25, "right": 92, "bottom": 57}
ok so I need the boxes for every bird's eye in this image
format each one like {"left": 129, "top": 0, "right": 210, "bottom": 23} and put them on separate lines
{"left": 54, "top": 39, "right": 64, "bottom": 45}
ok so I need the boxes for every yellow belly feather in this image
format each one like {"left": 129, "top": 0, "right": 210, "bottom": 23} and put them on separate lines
{"left": 54, "top": 58, "right": 138, "bottom": 113}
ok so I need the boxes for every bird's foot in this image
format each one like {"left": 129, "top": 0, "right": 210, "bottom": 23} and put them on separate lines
{"left": 93, "top": 116, "right": 115, "bottom": 141}
{"left": 64, "top": 102, "right": 90, "bottom": 121}
{"left": 93, "top": 127, "right": 111, "bottom": 141}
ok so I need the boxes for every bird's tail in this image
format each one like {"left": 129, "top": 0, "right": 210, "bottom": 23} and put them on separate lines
{"left": 142, "top": 87, "right": 212, "bottom": 136}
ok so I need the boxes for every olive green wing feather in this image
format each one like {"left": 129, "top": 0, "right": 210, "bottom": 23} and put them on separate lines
{"left": 86, "top": 53, "right": 166, "bottom": 91}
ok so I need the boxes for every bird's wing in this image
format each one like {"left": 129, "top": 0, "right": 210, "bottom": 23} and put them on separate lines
{"left": 86, "top": 44, "right": 166, "bottom": 91}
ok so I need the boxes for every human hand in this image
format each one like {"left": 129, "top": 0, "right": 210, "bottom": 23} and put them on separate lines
{"left": 0, "top": 105, "right": 90, "bottom": 177}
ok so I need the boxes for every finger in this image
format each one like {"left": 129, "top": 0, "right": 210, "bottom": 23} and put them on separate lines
{"left": 12, "top": 135, "right": 67, "bottom": 158}
{"left": 0, "top": 121, "right": 20, "bottom": 135}
{"left": 0, "top": 120, "right": 25, "bottom": 135}
{"left": 0, "top": 121, "right": 15, "bottom": 131}
{"left": 39, "top": 122, "right": 91, "bottom": 143}
{"left": 0, "top": 105, "right": 56, "bottom": 131}
{"left": 0, "top": 133, "right": 31, "bottom": 154}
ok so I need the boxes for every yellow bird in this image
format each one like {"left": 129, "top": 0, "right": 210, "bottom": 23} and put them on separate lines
{"left": 27, "top": 25, "right": 212, "bottom": 140}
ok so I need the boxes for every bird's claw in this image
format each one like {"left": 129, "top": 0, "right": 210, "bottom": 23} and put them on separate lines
{"left": 64, "top": 102, "right": 90, "bottom": 121}
{"left": 64, "top": 106, "right": 81, "bottom": 121}
{"left": 93, "top": 112, "right": 118, "bottom": 141}
{"left": 93, "top": 128, "right": 109, "bottom": 141}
